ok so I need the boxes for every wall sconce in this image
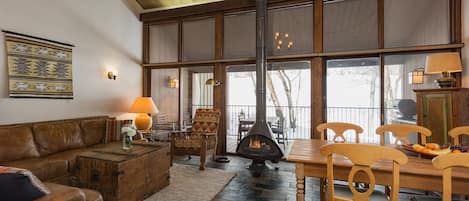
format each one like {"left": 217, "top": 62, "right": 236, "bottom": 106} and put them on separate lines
{"left": 408, "top": 68, "right": 424, "bottom": 84}
{"left": 205, "top": 78, "right": 222, "bottom": 87}
{"left": 107, "top": 71, "right": 117, "bottom": 80}
{"left": 168, "top": 77, "right": 179, "bottom": 88}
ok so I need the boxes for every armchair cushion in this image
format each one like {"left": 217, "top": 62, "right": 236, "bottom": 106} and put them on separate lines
{"left": 174, "top": 136, "right": 203, "bottom": 148}
{"left": 191, "top": 109, "right": 221, "bottom": 135}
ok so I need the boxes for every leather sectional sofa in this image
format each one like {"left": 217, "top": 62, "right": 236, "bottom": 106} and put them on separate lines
{"left": 0, "top": 116, "right": 116, "bottom": 201}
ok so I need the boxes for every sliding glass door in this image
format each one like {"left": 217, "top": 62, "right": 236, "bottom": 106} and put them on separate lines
{"left": 326, "top": 57, "right": 381, "bottom": 143}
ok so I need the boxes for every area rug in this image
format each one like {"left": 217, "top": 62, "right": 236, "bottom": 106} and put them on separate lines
{"left": 144, "top": 164, "right": 236, "bottom": 201}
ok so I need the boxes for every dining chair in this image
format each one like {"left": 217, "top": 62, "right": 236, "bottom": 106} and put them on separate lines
{"left": 317, "top": 122, "right": 363, "bottom": 143}
{"left": 413, "top": 153, "right": 469, "bottom": 201}
{"left": 449, "top": 126, "right": 469, "bottom": 145}
{"left": 271, "top": 118, "right": 286, "bottom": 145}
{"left": 375, "top": 124, "right": 432, "bottom": 145}
{"left": 320, "top": 143, "right": 408, "bottom": 201}
{"left": 237, "top": 113, "right": 252, "bottom": 143}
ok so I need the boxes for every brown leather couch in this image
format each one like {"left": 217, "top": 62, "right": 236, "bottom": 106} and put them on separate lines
{"left": 0, "top": 116, "right": 112, "bottom": 201}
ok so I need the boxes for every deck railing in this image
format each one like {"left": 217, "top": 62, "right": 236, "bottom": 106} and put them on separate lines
{"left": 192, "top": 104, "right": 388, "bottom": 143}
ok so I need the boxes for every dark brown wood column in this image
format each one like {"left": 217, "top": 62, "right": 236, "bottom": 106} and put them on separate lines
{"left": 142, "top": 23, "right": 151, "bottom": 97}
{"left": 311, "top": 0, "right": 324, "bottom": 139}
{"left": 213, "top": 13, "right": 227, "bottom": 154}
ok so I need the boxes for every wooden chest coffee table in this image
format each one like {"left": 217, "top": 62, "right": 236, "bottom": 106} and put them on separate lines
{"left": 76, "top": 143, "right": 170, "bottom": 201}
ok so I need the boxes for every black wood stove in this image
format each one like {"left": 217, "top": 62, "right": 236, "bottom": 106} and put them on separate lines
{"left": 236, "top": 0, "right": 284, "bottom": 177}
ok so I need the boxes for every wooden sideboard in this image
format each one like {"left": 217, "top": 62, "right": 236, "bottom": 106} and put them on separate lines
{"left": 414, "top": 88, "right": 469, "bottom": 145}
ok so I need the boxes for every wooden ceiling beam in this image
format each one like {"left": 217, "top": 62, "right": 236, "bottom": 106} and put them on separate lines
{"left": 140, "top": 0, "right": 312, "bottom": 22}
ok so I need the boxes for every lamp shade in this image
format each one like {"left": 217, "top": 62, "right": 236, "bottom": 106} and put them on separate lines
{"left": 129, "top": 97, "right": 159, "bottom": 114}
{"left": 425, "top": 52, "right": 462, "bottom": 74}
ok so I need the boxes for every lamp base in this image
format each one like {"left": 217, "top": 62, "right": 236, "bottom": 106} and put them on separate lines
{"left": 134, "top": 113, "right": 152, "bottom": 130}
{"left": 436, "top": 72, "right": 456, "bottom": 88}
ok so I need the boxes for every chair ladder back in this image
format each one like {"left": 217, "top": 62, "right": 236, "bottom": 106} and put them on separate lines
{"left": 432, "top": 153, "right": 469, "bottom": 201}
{"left": 375, "top": 124, "right": 432, "bottom": 145}
{"left": 320, "top": 144, "right": 408, "bottom": 201}
{"left": 448, "top": 126, "right": 469, "bottom": 145}
{"left": 317, "top": 122, "right": 363, "bottom": 143}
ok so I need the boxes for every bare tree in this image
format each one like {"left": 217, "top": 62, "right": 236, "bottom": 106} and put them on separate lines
{"left": 277, "top": 70, "right": 300, "bottom": 131}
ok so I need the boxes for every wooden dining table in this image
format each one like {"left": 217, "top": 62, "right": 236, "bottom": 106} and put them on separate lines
{"left": 287, "top": 139, "right": 469, "bottom": 201}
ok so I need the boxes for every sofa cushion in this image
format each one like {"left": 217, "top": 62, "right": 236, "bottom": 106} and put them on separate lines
{"left": 2, "top": 159, "right": 68, "bottom": 181}
{"left": 80, "top": 119, "right": 106, "bottom": 146}
{"left": 0, "top": 126, "right": 40, "bottom": 163}
{"left": 37, "top": 183, "right": 86, "bottom": 201}
{"left": 33, "top": 122, "right": 84, "bottom": 156}
{"left": 45, "top": 148, "right": 92, "bottom": 172}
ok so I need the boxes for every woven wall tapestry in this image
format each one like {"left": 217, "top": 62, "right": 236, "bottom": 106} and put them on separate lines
{"left": 5, "top": 31, "right": 74, "bottom": 99}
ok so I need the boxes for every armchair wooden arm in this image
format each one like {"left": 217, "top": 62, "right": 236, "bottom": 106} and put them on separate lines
{"left": 201, "top": 132, "right": 217, "bottom": 137}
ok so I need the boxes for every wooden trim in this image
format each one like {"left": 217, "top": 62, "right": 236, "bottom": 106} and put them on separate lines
{"left": 213, "top": 64, "right": 227, "bottom": 155}
{"left": 142, "top": 23, "right": 151, "bottom": 96}
{"left": 141, "top": 43, "right": 464, "bottom": 68}
{"left": 450, "top": 0, "right": 462, "bottom": 43}
{"left": 379, "top": 54, "right": 385, "bottom": 125}
{"left": 215, "top": 14, "right": 224, "bottom": 59}
{"left": 178, "top": 20, "right": 183, "bottom": 62}
{"left": 311, "top": 0, "right": 324, "bottom": 139}
{"left": 313, "top": 0, "right": 323, "bottom": 53}
{"left": 377, "top": 0, "right": 384, "bottom": 49}
{"left": 311, "top": 57, "right": 325, "bottom": 140}
{"left": 142, "top": 68, "right": 152, "bottom": 96}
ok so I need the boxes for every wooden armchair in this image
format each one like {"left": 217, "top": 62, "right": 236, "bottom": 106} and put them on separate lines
{"left": 375, "top": 124, "right": 431, "bottom": 145}
{"left": 170, "top": 109, "right": 221, "bottom": 170}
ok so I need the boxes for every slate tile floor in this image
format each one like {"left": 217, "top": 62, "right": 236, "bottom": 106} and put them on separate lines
{"left": 174, "top": 155, "right": 320, "bottom": 201}
{"left": 174, "top": 155, "right": 444, "bottom": 201}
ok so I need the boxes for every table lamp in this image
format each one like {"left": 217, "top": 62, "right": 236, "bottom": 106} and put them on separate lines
{"left": 425, "top": 52, "right": 462, "bottom": 88}
{"left": 129, "top": 97, "right": 159, "bottom": 130}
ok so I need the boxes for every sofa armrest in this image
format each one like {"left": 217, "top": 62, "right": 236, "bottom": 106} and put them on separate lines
{"left": 36, "top": 183, "right": 85, "bottom": 201}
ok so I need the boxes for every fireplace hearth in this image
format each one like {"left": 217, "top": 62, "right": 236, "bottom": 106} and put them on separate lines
{"left": 236, "top": 0, "right": 284, "bottom": 176}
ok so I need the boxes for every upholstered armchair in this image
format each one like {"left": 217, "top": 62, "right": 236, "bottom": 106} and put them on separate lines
{"left": 170, "top": 109, "right": 221, "bottom": 170}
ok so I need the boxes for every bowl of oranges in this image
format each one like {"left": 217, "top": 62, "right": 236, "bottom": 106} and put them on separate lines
{"left": 401, "top": 143, "right": 466, "bottom": 158}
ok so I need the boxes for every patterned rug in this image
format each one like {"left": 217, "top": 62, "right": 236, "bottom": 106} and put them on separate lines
{"left": 145, "top": 164, "right": 236, "bottom": 201}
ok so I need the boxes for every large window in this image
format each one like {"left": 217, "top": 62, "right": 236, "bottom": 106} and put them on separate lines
{"left": 224, "top": 12, "right": 256, "bottom": 59}
{"left": 327, "top": 58, "right": 380, "bottom": 143}
{"left": 226, "top": 61, "right": 311, "bottom": 152}
{"left": 149, "top": 23, "right": 178, "bottom": 63}
{"left": 384, "top": 0, "right": 450, "bottom": 48}
{"left": 151, "top": 68, "right": 180, "bottom": 124}
{"left": 183, "top": 18, "right": 215, "bottom": 61}
{"left": 324, "top": 0, "right": 377, "bottom": 52}
{"left": 267, "top": 5, "right": 313, "bottom": 56}
{"left": 383, "top": 53, "right": 442, "bottom": 143}
{"left": 180, "top": 66, "right": 214, "bottom": 126}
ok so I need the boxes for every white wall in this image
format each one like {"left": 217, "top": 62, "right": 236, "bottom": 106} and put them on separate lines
{"left": 462, "top": 0, "right": 469, "bottom": 87}
{"left": 0, "top": 0, "right": 143, "bottom": 124}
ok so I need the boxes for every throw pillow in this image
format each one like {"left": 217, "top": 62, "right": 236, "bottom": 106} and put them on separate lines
{"left": 0, "top": 166, "right": 50, "bottom": 201}
{"left": 104, "top": 119, "right": 133, "bottom": 143}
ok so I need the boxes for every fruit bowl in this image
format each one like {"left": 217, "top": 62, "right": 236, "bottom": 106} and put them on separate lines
{"left": 401, "top": 143, "right": 468, "bottom": 159}
{"left": 401, "top": 143, "right": 449, "bottom": 158}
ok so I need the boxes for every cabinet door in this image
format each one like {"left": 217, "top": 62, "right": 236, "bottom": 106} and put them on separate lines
{"left": 421, "top": 93, "right": 452, "bottom": 144}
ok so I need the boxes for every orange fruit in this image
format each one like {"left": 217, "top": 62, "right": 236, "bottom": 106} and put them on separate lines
{"left": 425, "top": 143, "right": 440, "bottom": 150}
